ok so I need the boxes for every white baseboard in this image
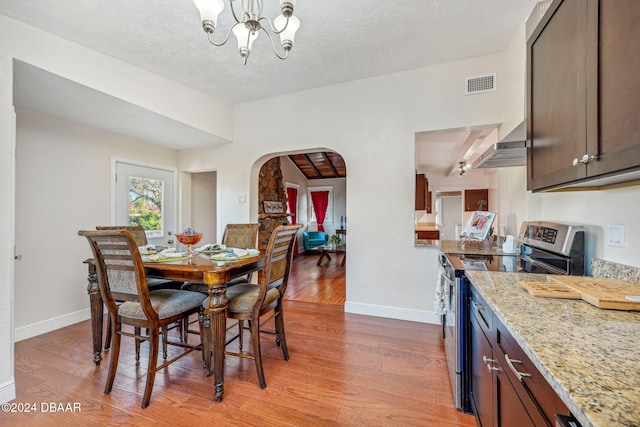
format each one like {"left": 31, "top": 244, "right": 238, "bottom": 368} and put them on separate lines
{"left": 0, "top": 379, "right": 16, "bottom": 404}
{"left": 14, "top": 308, "right": 92, "bottom": 342}
{"left": 344, "top": 302, "right": 441, "bottom": 325}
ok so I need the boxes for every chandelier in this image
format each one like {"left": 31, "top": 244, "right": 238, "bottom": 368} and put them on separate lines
{"left": 193, "top": 0, "right": 300, "bottom": 65}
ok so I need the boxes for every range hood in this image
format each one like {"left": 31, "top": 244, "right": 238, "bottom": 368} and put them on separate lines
{"left": 473, "top": 122, "right": 527, "bottom": 168}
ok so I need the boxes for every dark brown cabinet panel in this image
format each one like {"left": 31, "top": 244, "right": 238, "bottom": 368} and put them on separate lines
{"left": 415, "top": 173, "right": 425, "bottom": 210}
{"left": 527, "top": 0, "right": 640, "bottom": 191}
{"left": 469, "top": 286, "right": 570, "bottom": 427}
{"left": 464, "top": 189, "right": 488, "bottom": 212}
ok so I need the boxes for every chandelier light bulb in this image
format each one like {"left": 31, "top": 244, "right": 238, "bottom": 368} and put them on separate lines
{"left": 193, "top": 0, "right": 225, "bottom": 33}
{"left": 274, "top": 15, "right": 300, "bottom": 50}
{"left": 233, "top": 24, "right": 259, "bottom": 62}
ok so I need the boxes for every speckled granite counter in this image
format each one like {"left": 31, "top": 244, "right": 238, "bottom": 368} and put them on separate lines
{"left": 438, "top": 239, "right": 507, "bottom": 255}
{"left": 465, "top": 270, "right": 640, "bottom": 427}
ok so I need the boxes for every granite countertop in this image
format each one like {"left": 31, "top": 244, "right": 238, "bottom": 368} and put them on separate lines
{"left": 438, "top": 239, "right": 507, "bottom": 255}
{"left": 465, "top": 270, "right": 640, "bottom": 427}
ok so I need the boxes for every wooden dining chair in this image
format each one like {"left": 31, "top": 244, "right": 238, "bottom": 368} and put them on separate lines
{"left": 78, "top": 229, "right": 207, "bottom": 408}
{"left": 181, "top": 223, "right": 260, "bottom": 294}
{"left": 201, "top": 224, "right": 301, "bottom": 388}
{"left": 96, "top": 224, "right": 184, "bottom": 349}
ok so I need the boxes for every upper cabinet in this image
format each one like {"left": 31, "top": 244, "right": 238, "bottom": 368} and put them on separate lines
{"left": 415, "top": 174, "right": 431, "bottom": 212}
{"left": 465, "top": 189, "right": 489, "bottom": 212}
{"left": 527, "top": 0, "right": 640, "bottom": 191}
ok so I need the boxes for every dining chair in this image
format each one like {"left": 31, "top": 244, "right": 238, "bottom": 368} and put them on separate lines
{"left": 201, "top": 223, "right": 301, "bottom": 388}
{"left": 181, "top": 223, "right": 260, "bottom": 294}
{"left": 96, "top": 225, "right": 184, "bottom": 349}
{"left": 78, "top": 229, "right": 207, "bottom": 409}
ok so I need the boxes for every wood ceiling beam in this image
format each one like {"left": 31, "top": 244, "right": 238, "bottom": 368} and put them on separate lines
{"left": 303, "top": 153, "right": 323, "bottom": 178}
{"left": 322, "top": 152, "right": 339, "bottom": 177}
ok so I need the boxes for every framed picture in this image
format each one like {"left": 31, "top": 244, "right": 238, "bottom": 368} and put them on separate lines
{"left": 263, "top": 201, "right": 284, "bottom": 213}
{"left": 461, "top": 211, "right": 496, "bottom": 240}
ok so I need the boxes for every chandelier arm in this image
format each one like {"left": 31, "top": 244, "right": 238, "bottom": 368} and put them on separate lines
{"left": 258, "top": 16, "right": 289, "bottom": 35}
{"left": 228, "top": 0, "right": 243, "bottom": 24}
{"left": 207, "top": 23, "right": 240, "bottom": 47}
{"left": 260, "top": 27, "right": 289, "bottom": 60}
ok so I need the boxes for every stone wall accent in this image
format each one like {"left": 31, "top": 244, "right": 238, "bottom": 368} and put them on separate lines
{"left": 258, "top": 157, "right": 290, "bottom": 252}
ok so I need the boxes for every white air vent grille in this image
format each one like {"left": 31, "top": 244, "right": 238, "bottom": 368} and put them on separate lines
{"left": 465, "top": 73, "right": 496, "bottom": 95}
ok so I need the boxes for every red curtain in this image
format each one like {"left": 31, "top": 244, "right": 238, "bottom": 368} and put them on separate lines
{"left": 286, "top": 187, "right": 299, "bottom": 254}
{"left": 286, "top": 187, "right": 297, "bottom": 224}
{"left": 310, "top": 190, "right": 329, "bottom": 232}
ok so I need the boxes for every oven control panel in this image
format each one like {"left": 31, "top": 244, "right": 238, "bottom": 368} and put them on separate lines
{"left": 523, "top": 225, "right": 558, "bottom": 244}
{"left": 518, "top": 221, "right": 584, "bottom": 257}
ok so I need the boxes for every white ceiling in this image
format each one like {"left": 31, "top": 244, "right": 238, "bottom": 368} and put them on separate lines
{"left": 2, "top": 0, "right": 539, "bottom": 159}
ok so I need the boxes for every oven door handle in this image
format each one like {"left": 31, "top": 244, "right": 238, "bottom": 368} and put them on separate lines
{"left": 520, "top": 254, "right": 568, "bottom": 276}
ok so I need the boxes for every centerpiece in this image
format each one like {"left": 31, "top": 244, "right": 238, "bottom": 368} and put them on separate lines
{"left": 175, "top": 227, "right": 203, "bottom": 254}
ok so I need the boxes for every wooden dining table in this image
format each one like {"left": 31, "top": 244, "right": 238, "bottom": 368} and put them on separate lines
{"left": 83, "top": 252, "right": 265, "bottom": 401}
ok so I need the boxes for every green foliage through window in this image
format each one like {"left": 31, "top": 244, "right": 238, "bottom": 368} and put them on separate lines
{"left": 128, "top": 177, "right": 163, "bottom": 234}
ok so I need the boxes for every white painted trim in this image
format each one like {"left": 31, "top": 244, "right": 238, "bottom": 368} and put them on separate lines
{"left": 0, "top": 379, "right": 16, "bottom": 404}
{"left": 14, "top": 308, "right": 92, "bottom": 342}
{"left": 344, "top": 302, "right": 441, "bottom": 325}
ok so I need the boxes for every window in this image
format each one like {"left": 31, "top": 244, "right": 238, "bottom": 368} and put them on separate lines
{"left": 128, "top": 176, "right": 164, "bottom": 238}
{"left": 308, "top": 186, "right": 333, "bottom": 226}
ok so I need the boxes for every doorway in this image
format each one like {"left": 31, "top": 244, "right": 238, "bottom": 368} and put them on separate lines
{"left": 436, "top": 192, "right": 463, "bottom": 241}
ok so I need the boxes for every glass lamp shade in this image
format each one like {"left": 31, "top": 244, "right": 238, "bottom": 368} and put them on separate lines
{"left": 233, "top": 24, "right": 259, "bottom": 54}
{"left": 193, "top": 0, "right": 225, "bottom": 28}
{"left": 274, "top": 15, "right": 300, "bottom": 47}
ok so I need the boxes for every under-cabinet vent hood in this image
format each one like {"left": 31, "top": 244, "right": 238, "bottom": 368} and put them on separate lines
{"left": 473, "top": 122, "right": 527, "bottom": 169}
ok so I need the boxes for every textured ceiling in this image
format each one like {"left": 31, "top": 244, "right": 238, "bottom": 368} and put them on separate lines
{"left": 0, "top": 0, "right": 539, "bottom": 103}
{"left": 3, "top": 0, "right": 539, "bottom": 168}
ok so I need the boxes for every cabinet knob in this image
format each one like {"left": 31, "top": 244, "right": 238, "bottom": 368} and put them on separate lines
{"left": 572, "top": 154, "right": 598, "bottom": 166}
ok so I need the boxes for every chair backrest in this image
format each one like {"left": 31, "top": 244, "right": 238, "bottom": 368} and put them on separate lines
{"left": 256, "top": 224, "right": 301, "bottom": 313}
{"left": 222, "top": 223, "right": 260, "bottom": 249}
{"left": 96, "top": 224, "right": 148, "bottom": 246}
{"left": 79, "top": 229, "right": 157, "bottom": 321}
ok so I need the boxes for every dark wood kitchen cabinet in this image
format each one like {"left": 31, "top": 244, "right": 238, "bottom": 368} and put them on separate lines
{"left": 527, "top": 0, "right": 640, "bottom": 191}
{"left": 464, "top": 189, "right": 488, "bottom": 212}
{"left": 415, "top": 174, "right": 430, "bottom": 211}
{"left": 469, "top": 285, "right": 571, "bottom": 427}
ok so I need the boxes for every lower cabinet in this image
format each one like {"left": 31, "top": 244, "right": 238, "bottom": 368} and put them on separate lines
{"left": 468, "top": 285, "right": 573, "bottom": 427}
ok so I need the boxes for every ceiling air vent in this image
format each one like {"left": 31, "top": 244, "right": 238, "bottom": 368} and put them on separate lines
{"left": 465, "top": 73, "right": 496, "bottom": 95}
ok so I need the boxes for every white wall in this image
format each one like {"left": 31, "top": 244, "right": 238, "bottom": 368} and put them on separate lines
{"left": 14, "top": 110, "right": 178, "bottom": 335}
{"left": 190, "top": 171, "right": 217, "bottom": 244}
{"left": 178, "top": 52, "right": 508, "bottom": 322}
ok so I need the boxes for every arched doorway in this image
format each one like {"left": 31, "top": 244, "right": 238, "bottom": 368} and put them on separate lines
{"left": 254, "top": 151, "right": 347, "bottom": 305}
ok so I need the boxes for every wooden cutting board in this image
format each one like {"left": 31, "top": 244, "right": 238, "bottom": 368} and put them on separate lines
{"left": 548, "top": 276, "right": 640, "bottom": 311}
{"left": 519, "top": 280, "right": 582, "bottom": 299}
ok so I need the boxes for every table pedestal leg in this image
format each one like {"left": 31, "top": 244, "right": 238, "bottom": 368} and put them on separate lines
{"left": 205, "top": 281, "right": 228, "bottom": 401}
{"left": 86, "top": 263, "right": 103, "bottom": 366}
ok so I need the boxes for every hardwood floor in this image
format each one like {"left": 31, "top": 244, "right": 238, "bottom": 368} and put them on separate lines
{"left": 286, "top": 253, "right": 346, "bottom": 305}
{"left": 3, "top": 254, "right": 475, "bottom": 426}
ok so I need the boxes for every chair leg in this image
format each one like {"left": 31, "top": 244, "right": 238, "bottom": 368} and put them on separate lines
{"left": 141, "top": 328, "right": 159, "bottom": 409}
{"left": 105, "top": 317, "right": 121, "bottom": 395}
{"left": 134, "top": 327, "right": 141, "bottom": 361}
{"left": 275, "top": 302, "right": 290, "bottom": 361}
{"left": 250, "top": 320, "right": 266, "bottom": 389}
{"left": 162, "top": 325, "right": 168, "bottom": 359}
{"left": 238, "top": 320, "right": 244, "bottom": 352}
{"left": 104, "top": 315, "right": 112, "bottom": 350}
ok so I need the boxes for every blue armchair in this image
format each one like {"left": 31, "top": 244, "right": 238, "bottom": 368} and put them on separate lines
{"left": 303, "top": 231, "right": 328, "bottom": 252}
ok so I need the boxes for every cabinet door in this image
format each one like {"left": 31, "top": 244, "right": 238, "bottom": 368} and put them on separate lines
{"left": 527, "top": 0, "right": 591, "bottom": 190}
{"left": 464, "top": 189, "right": 488, "bottom": 212}
{"left": 494, "top": 362, "right": 536, "bottom": 427}
{"left": 587, "top": 0, "right": 640, "bottom": 177}
{"left": 415, "top": 174, "right": 426, "bottom": 210}
{"left": 470, "top": 313, "right": 493, "bottom": 427}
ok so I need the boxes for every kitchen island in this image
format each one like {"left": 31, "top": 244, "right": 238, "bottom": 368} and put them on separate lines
{"left": 465, "top": 270, "right": 640, "bottom": 427}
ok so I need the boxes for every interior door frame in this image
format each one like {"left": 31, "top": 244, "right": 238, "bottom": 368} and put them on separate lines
{"left": 110, "top": 157, "right": 178, "bottom": 241}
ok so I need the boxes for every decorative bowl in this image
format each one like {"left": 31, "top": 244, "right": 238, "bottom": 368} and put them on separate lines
{"left": 176, "top": 233, "right": 203, "bottom": 245}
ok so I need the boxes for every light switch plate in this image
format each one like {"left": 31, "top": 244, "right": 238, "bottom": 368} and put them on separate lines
{"left": 606, "top": 224, "right": 625, "bottom": 247}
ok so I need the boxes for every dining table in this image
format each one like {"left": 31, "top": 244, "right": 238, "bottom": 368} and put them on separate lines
{"left": 83, "top": 252, "right": 265, "bottom": 401}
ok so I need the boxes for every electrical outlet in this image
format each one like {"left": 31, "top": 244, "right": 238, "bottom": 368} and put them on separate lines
{"left": 606, "top": 224, "right": 625, "bottom": 247}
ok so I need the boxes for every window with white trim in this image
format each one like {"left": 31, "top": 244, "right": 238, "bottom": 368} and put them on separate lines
{"left": 307, "top": 186, "right": 333, "bottom": 225}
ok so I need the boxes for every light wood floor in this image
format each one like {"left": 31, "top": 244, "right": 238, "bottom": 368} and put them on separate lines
{"left": 3, "top": 254, "right": 475, "bottom": 426}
